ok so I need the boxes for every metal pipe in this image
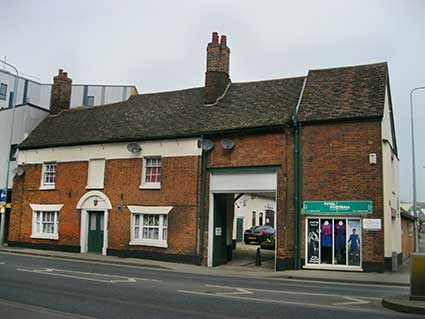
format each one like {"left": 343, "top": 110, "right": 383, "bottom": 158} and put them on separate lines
{"left": 0, "top": 59, "right": 19, "bottom": 246}
{"left": 410, "top": 86, "right": 425, "bottom": 253}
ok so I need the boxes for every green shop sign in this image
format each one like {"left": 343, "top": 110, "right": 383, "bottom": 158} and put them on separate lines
{"left": 303, "top": 201, "right": 372, "bottom": 215}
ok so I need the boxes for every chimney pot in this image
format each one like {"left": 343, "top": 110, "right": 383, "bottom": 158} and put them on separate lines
{"left": 59, "top": 69, "right": 63, "bottom": 75}
{"left": 212, "top": 32, "right": 219, "bottom": 44}
{"left": 63, "top": 72, "right": 68, "bottom": 78}
{"left": 220, "top": 35, "right": 227, "bottom": 47}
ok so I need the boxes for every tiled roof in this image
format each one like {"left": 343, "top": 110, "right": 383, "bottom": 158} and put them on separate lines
{"left": 20, "top": 62, "right": 389, "bottom": 149}
{"left": 297, "top": 62, "right": 387, "bottom": 122}
{"left": 20, "top": 77, "right": 305, "bottom": 149}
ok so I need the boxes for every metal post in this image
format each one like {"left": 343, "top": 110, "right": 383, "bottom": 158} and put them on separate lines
{"left": 410, "top": 86, "right": 425, "bottom": 253}
{"left": 0, "top": 60, "right": 19, "bottom": 246}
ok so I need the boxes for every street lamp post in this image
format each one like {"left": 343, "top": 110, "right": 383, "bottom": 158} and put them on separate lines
{"left": 410, "top": 86, "right": 425, "bottom": 253}
{"left": 0, "top": 59, "right": 19, "bottom": 246}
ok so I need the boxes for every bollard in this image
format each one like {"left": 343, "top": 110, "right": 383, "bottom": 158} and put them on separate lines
{"left": 256, "top": 247, "right": 261, "bottom": 266}
{"left": 410, "top": 253, "right": 425, "bottom": 301}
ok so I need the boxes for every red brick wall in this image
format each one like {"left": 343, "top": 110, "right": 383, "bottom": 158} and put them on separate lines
{"left": 10, "top": 156, "right": 200, "bottom": 257}
{"left": 203, "top": 130, "right": 295, "bottom": 265}
{"left": 300, "top": 121, "right": 384, "bottom": 265}
{"left": 401, "top": 217, "right": 415, "bottom": 262}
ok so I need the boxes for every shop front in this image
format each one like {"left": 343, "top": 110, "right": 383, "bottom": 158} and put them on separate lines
{"left": 303, "top": 201, "right": 372, "bottom": 271}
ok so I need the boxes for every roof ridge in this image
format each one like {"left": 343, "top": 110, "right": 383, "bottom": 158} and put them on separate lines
{"left": 308, "top": 62, "right": 387, "bottom": 73}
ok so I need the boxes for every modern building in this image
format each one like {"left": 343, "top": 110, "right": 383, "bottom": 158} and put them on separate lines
{"left": 9, "top": 33, "right": 401, "bottom": 272}
{"left": 0, "top": 67, "right": 138, "bottom": 242}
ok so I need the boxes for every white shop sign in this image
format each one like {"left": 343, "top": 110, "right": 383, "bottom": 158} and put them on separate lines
{"left": 363, "top": 218, "right": 382, "bottom": 230}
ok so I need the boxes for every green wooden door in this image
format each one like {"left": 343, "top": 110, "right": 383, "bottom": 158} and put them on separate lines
{"left": 236, "top": 218, "right": 244, "bottom": 242}
{"left": 213, "top": 195, "right": 227, "bottom": 266}
{"left": 88, "top": 212, "right": 104, "bottom": 253}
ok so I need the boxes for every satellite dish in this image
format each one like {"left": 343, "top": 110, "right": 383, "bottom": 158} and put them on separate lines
{"left": 127, "top": 143, "right": 142, "bottom": 154}
{"left": 198, "top": 139, "right": 214, "bottom": 151}
{"left": 220, "top": 138, "right": 235, "bottom": 150}
{"left": 14, "top": 166, "right": 25, "bottom": 176}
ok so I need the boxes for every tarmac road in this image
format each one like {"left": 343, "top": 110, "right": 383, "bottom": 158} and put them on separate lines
{"left": 0, "top": 252, "right": 420, "bottom": 319}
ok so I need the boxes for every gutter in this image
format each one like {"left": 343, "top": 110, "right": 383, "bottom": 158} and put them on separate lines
{"left": 293, "top": 77, "right": 307, "bottom": 270}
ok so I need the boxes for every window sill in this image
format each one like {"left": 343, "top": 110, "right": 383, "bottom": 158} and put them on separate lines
{"left": 129, "top": 240, "right": 167, "bottom": 248}
{"left": 39, "top": 185, "right": 55, "bottom": 190}
{"left": 31, "top": 234, "right": 59, "bottom": 240}
{"left": 86, "top": 185, "right": 104, "bottom": 190}
{"left": 140, "top": 183, "right": 161, "bottom": 190}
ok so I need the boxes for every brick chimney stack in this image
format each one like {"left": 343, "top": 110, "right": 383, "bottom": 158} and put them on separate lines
{"left": 204, "top": 32, "right": 231, "bottom": 104}
{"left": 51, "top": 69, "right": 72, "bottom": 114}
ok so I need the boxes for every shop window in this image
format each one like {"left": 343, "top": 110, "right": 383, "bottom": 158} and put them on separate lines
{"left": 141, "top": 157, "right": 161, "bottom": 189}
{"left": 306, "top": 217, "right": 362, "bottom": 268}
{"left": 40, "top": 162, "right": 57, "bottom": 189}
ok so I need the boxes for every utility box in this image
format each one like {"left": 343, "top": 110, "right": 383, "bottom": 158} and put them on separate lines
{"left": 410, "top": 253, "right": 425, "bottom": 301}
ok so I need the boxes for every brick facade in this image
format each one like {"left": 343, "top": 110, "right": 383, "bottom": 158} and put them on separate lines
{"left": 300, "top": 120, "right": 385, "bottom": 271}
{"left": 9, "top": 156, "right": 200, "bottom": 262}
{"left": 203, "top": 130, "right": 296, "bottom": 267}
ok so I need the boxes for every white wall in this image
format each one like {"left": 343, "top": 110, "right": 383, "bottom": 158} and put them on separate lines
{"left": 0, "top": 105, "right": 49, "bottom": 188}
{"left": 382, "top": 85, "right": 401, "bottom": 258}
{"left": 18, "top": 138, "right": 201, "bottom": 165}
{"left": 232, "top": 194, "right": 276, "bottom": 239}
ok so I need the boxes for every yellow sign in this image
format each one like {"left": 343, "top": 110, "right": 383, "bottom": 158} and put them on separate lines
{"left": 6, "top": 203, "right": 11, "bottom": 208}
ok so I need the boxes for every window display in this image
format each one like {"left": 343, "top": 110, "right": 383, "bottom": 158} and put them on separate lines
{"left": 307, "top": 219, "right": 320, "bottom": 264}
{"left": 320, "top": 219, "right": 332, "bottom": 264}
{"left": 334, "top": 219, "right": 346, "bottom": 265}
{"left": 347, "top": 219, "right": 361, "bottom": 266}
{"left": 306, "top": 217, "right": 361, "bottom": 268}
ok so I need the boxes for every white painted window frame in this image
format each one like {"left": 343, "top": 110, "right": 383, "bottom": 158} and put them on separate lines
{"left": 30, "top": 204, "right": 63, "bottom": 240}
{"left": 128, "top": 206, "right": 172, "bottom": 248}
{"left": 40, "top": 162, "right": 57, "bottom": 190}
{"left": 140, "top": 156, "right": 161, "bottom": 189}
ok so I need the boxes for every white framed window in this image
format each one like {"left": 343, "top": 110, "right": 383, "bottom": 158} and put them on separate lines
{"left": 40, "top": 162, "right": 57, "bottom": 189}
{"left": 30, "top": 204, "right": 63, "bottom": 240}
{"left": 140, "top": 157, "right": 161, "bottom": 189}
{"left": 128, "top": 206, "right": 172, "bottom": 247}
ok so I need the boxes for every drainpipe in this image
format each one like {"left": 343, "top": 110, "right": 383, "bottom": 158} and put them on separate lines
{"left": 199, "top": 146, "right": 208, "bottom": 264}
{"left": 293, "top": 78, "right": 307, "bottom": 270}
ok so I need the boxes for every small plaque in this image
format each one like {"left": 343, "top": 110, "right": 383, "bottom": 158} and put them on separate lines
{"left": 215, "top": 227, "right": 222, "bottom": 236}
{"left": 363, "top": 218, "right": 382, "bottom": 230}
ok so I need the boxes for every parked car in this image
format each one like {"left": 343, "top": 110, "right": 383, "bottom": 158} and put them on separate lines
{"left": 244, "top": 226, "right": 274, "bottom": 244}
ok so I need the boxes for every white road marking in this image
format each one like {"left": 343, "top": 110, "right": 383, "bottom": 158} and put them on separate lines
{"left": 205, "top": 284, "right": 379, "bottom": 301}
{"left": 333, "top": 296, "right": 371, "bottom": 306}
{"left": 17, "top": 267, "right": 161, "bottom": 283}
{"left": 205, "top": 286, "right": 253, "bottom": 296}
{"left": 0, "top": 262, "right": 5, "bottom": 265}
{"left": 177, "top": 289, "right": 386, "bottom": 314}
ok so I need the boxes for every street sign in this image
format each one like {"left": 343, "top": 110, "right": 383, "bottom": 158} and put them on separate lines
{"left": 0, "top": 188, "right": 7, "bottom": 206}
{"left": 304, "top": 201, "right": 372, "bottom": 215}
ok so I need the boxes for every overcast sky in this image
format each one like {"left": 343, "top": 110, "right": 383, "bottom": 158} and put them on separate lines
{"left": 1, "top": 0, "right": 425, "bottom": 202}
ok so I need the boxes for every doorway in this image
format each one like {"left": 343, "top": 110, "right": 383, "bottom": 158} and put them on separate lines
{"left": 208, "top": 169, "right": 278, "bottom": 270}
{"left": 88, "top": 211, "right": 104, "bottom": 254}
